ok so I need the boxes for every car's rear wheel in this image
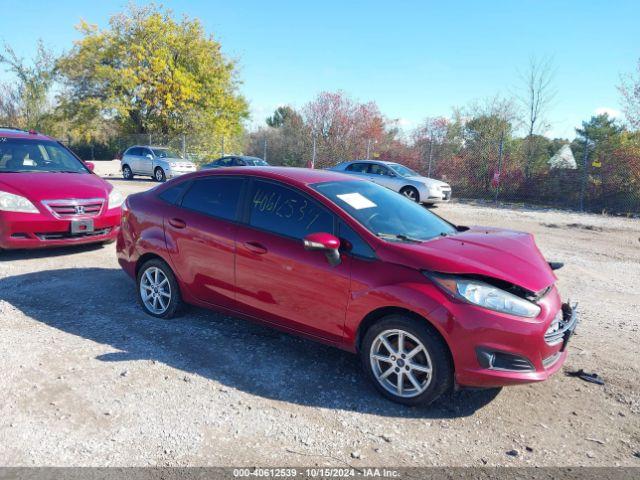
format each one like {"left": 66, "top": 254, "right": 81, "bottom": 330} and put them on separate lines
{"left": 400, "top": 186, "right": 419, "bottom": 203}
{"left": 137, "top": 259, "right": 182, "bottom": 318}
{"left": 360, "top": 315, "right": 453, "bottom": 406}
{"left": 154, "top": 167, "right": 166, "bottom": 182}
{"left": 122, "top": 165, "right": 133, "bottom": 180}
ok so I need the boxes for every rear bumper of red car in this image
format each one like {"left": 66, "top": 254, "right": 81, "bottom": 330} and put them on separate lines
{"left": 0, "top": 209, "right": 121, "bottom": 249}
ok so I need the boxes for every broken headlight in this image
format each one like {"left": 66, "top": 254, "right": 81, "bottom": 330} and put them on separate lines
{"left": 426, "top": 273, "right": 541, "bottom": 318}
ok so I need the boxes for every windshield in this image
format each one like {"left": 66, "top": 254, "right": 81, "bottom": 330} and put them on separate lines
{"left": 0, "top": 138, "right": 88, "bottom": 173}
{"left": 312, "top": 180, "right": 456, "bottom": 242}
{"left": 152, "top": 148, "right": 182, "bottom": 159}
{"left": 388, "top": 163, "right": 419, "bottom": 177}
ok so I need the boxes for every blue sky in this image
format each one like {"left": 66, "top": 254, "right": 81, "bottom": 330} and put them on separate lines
{"left": 2, "top": 0, "right": 638, "bottom": 139}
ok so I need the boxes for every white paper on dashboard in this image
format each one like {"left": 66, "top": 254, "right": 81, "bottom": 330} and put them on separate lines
{"left": 336, "top": 192, "right": 377, "bottom": 210}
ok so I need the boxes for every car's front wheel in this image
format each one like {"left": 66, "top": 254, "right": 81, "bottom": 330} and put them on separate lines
{"left": 154, "top": 167, "right": 166, "bottom": 182}
{"left": 360, "top": 315, "right": 453, "bottom": 406}
{"left": 400, "top": 186, "right": 420, "bottom": 203}
{"left": 122, "top": 165, "right": 133, "bottom": 180}
{"left": 137, "top": 259, "right": 183, "bottom": 318}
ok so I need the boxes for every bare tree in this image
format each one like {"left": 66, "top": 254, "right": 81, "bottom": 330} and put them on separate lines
{"left": 618, "top": 58, "right": 640, "bottom": 130}
{"left": 518, "top": 56, "right": 556, "bottom": 177}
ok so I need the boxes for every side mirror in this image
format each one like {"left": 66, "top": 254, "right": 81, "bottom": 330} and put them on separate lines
{"left": 303, "top": 232, "right": 341, "bottom": 267}
{"left": 146, "top": 154, "right": 153, "bottom": 160}
{"left": 84, "top": 161, "right": 95, "bottom": 172}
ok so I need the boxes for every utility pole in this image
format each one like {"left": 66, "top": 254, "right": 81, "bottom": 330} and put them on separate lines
{"left": 221, "top": 136, "right": 225, "bottom": 157}
{"left": 426, "top": 141, "right": 434, "bottom": 177}
{"left": 263, "top": 138, "right": 267, "bottom": 162}
{"left": 495, "top": 130, "right": 505, "bottom": 205}
{"left": 311, "top": 134, "right": 317, "bottom": 168}
{"left": 580, "top": 137, "right": 590, "bottom": 212}
{"left": 366, "top": 139, "right": 371, "bottom": 159}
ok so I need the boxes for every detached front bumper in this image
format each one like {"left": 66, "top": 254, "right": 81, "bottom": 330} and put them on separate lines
{"left": 0, "top": 209, "right": 121, "bottom": 249}
{"left": 431, "top": 286, "right": 578, "bottom": 388}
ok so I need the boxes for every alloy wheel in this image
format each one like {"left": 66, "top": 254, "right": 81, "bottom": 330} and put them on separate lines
{"left": 369, "top": 329, "right": 433, "bottom": 398}
{"left": 139, "top": 266, "right": 172, "bottom": 315}
{"left": 155, "top": 168, "right": 165, "bottom": 182}
{"left": 402, "top": 188, "right": 418, "bottom": 202}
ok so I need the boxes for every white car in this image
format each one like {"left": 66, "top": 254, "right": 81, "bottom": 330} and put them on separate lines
{"left": 329, "top": 160, "right": 452, "bottom": 204}
{"left": 121, "top": 146, "right": 197, "bottom": 182}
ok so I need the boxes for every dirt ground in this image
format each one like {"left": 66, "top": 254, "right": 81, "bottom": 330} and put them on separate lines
{"left": 0, "top": 177, "right": 638, "bottom": 467}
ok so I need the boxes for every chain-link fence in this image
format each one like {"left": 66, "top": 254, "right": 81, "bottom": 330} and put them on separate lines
{"left": 63, "top": 133, "right": 242, "bottom": 164}
{"left": 65, "top": 131, "right": 640, "bottom": 216}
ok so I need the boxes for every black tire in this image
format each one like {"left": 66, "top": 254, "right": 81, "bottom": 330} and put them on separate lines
{"left": 136, "top": 258, "right": 183, "bottom": 319}
{"left": 360, "top": 314, "right": 453, "bottom": 406}
{"left": 122, "top": 165, "right": 133, "bottom": 180}
{"left": 400, "top": 186, "right": 420, "bottom": 203}
{"left": 154, "top": 167, "right": 166, "bottom": 182}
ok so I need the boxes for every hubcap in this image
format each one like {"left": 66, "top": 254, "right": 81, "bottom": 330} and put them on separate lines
{"left": 370, "top": 329, "right": 432, "bottom": 398}
{"left": 140, "top": 267, "right": 171, "bottom": 314}
{"left": 156, "top": 170, "right": 163, "bottom": 181}
{"left": 403, "top": 189, "right": 417, "bottom": 201}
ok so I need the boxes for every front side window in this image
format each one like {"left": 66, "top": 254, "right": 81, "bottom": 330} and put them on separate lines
{"left": 180, "top": 177, "right": 243, "bottom": 221}
{"left": 312, "top": 180, "right": 456, "bottom": 242}
{"left": 248, "top": 180, "right": 334, "bottom": 239}
{"left": 152, "top": 148, "right": 181, "bottom": 159}
{"left": 0, "top": 138, "right": 88, "bottom": 173}
{"left": 251, "top": 159, "right": 269, "bottom": 166}
{"left": 233, "top": 158, "right": 247, "bottom": 166}
{"left": 338, "top": 221, "right": 376, "bottom": 259}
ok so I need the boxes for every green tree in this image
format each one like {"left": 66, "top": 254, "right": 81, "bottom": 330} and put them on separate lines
{"left": 56, "top": 4, "right": 248, "bottom": 149}
{"left": 266, "top": 106, "right": 300, "bottom": 128}
{"left": 0, "top": 40, "right": 55, "bottom": 131}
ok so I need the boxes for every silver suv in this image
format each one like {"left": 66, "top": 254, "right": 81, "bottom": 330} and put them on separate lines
{"left": 121, "top": 146, "right": 197, "bottom": 182}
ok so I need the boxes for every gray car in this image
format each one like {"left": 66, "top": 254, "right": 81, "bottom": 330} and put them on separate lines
{"left": 201, "top": 155, "right": 269, "bottom": 169}
{"left": 329, "top": 160, "right": 452, "bottom": 204}
{"left": 121, "top": 145, "right": 197, "bottom": 182}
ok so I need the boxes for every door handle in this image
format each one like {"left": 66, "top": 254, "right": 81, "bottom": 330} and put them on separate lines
{"left": 168, "top": 218, "right": 186, "bottom": 229}
{"left": 244, "top": 241, "right": 268, "bottom": 254}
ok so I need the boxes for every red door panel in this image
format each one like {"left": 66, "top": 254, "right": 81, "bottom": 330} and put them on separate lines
{"left": 234, "top": 225, "right": 351, "bottom": 343}
{"left": 163, "top": 204, "right": 238, "bottom": 309}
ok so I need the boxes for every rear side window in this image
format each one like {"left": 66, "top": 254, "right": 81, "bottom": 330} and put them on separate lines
{"left": 127, "top": 147, "right": 140, "bottom": 156}
{"left": 248, "top": 180, "right": 334, "bottom": 239}
{"left": 346, "top": 163, "right": 368, "bottom": 173}
{"left": 158, "top": 181, "right": 189, "bottom": 205}
{"left": 181, "top": 177, "right": 244, "bottom": 221}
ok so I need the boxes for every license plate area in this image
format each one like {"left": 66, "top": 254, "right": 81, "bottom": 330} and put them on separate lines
{"left": 70, "top": 218, "right": 94, "bottom": 235}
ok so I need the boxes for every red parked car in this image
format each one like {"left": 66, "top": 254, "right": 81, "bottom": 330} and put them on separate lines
{"left": 117, "top": 167, "right": 578, "bottom": 405}
{"left": 0, "top": 128, "right": 123, "bottom": 250}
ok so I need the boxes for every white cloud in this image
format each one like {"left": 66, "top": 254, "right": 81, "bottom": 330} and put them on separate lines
{"left": 594, "top": 107, "right": 622, "bottom": 119}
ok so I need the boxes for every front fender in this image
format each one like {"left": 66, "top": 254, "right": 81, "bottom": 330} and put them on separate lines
{"left": 343, "top": 280, "right": 453, "bottom": 352}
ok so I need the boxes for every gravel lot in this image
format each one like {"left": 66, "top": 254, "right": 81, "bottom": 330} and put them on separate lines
{"left": 0, "top": 175, "right": 639, "bottom": 467}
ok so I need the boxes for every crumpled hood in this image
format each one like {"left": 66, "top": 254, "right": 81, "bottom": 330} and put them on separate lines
{"left": 384, "top": 226, "right": 556, "bottom": 293}
{"left": 0, "top": 172, "right": 112, "bottom": 202}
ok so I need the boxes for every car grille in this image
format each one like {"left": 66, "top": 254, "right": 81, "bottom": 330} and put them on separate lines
{"left": 42, "top": 198, "right": 105, "bottom": 218}
{"left": 544, "top": 303, "right": 578, "bottom": 346}
{"left": 35, "top": 228, "right": 112, "bottom": 240}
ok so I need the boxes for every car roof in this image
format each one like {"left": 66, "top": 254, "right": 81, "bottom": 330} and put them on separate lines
{"left": 0, "top": 128, "right": 54, "bottom": 141}
{"left": 192, "top": 166, "right": 359, "bottom": 186}
{"left": 344, "top": 159, "right": 395, "bottom": 165}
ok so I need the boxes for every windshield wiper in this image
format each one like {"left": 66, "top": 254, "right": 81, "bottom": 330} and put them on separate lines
{"left": 376, "top": 232, "right": 424, "bottom": 243}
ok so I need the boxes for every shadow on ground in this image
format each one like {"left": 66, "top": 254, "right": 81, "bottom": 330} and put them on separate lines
{"left": 0, "top": 267, "right": 501, "bottom": 418}
{"left": 0, "top": 243, "right": 107, "bottom": 261}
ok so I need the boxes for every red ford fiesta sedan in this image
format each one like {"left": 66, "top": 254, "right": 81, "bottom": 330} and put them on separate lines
{"left": 0, "top": 128, "right": 123, "bottom": 250}
{"left": 117, "top": 167, "right": 577, "bottom": 405}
